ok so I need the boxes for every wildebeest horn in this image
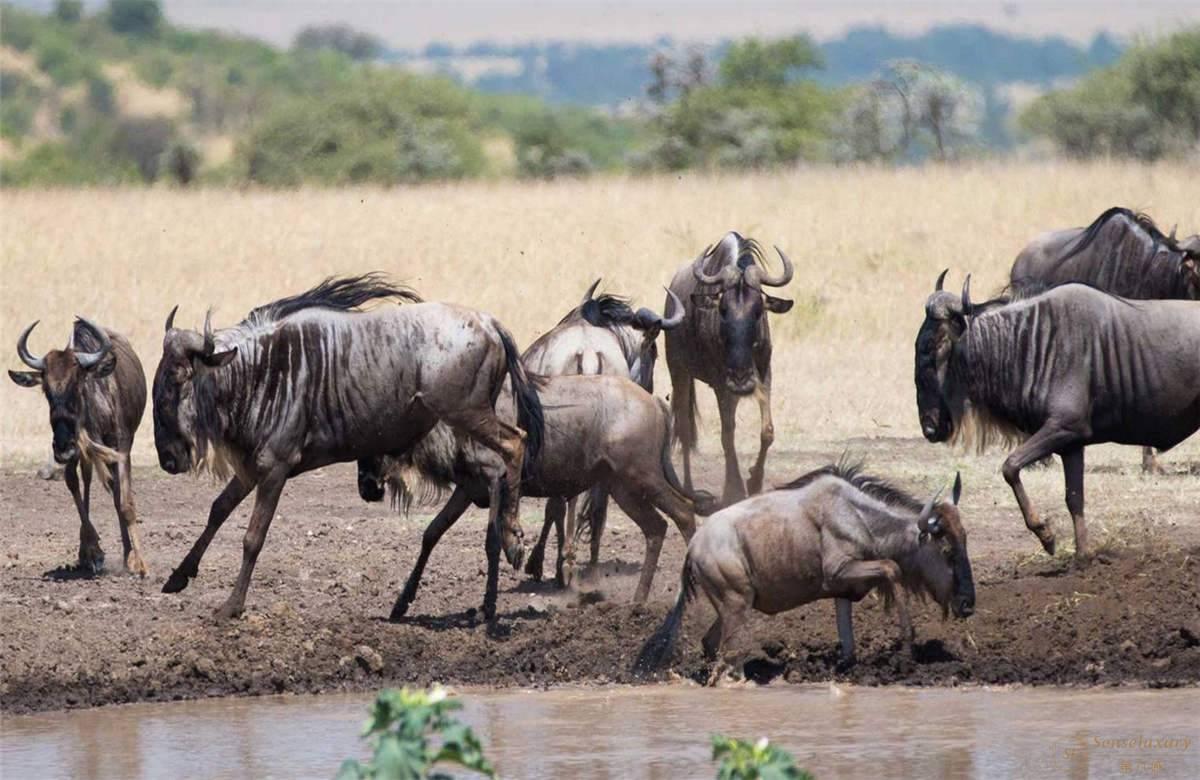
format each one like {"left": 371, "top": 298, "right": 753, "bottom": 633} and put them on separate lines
{"left": 960, "top": 274, "right": 973, "bottom": 315}
{"left": 660, "top": 288, "right": 685, "bottom": 329}
{"left": 165, "top": 305, "right": 179, "bottom": 333}
{"left": 72, "top": 316, "right": 112, "bottom": 369}
{"left": 751, "top": 246, "right": 794, "bottom": 288}
{"left": 16, "top": 321, "right": 46, "bottom": 371}
{"left": 581, "top": 278, "right": 601, "bottom": 305}
{"left": 935, "top": 269, "right": 949, "bottom": 292}
{"left": 692, "top": 254, "right": 729, "bottom": 286}
{"left": 202, "top": 309, "right": 215, "bottom": 355}
{"left": 1169, "top": 224, "right": 1178, "bottom": 242}
{"left": 919, "top": 483, "right": 947, "bottom": 523}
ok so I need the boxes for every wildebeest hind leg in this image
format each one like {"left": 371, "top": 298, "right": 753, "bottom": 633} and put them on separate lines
{"left": 1061, "top": 446, "right": 1089, "bottom": 563}
{"left": 1141, "top": 447, "right": 1163, "bottom": 475}
{"left": 214, "top": 470, "right": 287, "bottom": 620}
{"left": 1001, "top": 425, "right": 1084, "bottom": 556}
{"left": 707, "top": 595, "right": 752, "bottom": 686}
{"left": 524, "top": 501, "right": 557, "bottom": 582}
{"left": 392, "top": 486, "right": 472, "bottom": 620}
{"left": 164, "top": 476, "right": 253, "bottom": 593}
{"left": 112, "top": 454, "right": 148, "bottom": 577}
{"left": 835, "top": 598, "right": 855, "bottom": 664}
{"left": 610, "top": 483, "right": 668, "bottom": 603}
{"left": 65, "top": 461, "right": 103, "bottom": 573}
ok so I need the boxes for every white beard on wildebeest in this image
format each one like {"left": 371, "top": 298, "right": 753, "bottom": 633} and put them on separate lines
{"left": 1008, "top": 206, "right": 1200, "bottom": 474}
{"left": 665, "top": 231, "right": 796, "bottom": 507}
{"left": 150, "top": 274, "right": 544, "bottom": 620}
{"left": 915, "top": 272, "right": 1200, "bottom": 563}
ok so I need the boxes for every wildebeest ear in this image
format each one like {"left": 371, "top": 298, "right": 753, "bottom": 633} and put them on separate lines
{"left": 763, "top": 295, "right": 793, "bottom": 314}
{"left": 198, "top": 347, "right": 238, "bottom": 368}
{"left": 691, "top": 293, "right": 720, "bottom": 309}
{"left": 952, "top": 471, "right": 962, "bottom": 505}
{"left": 8, "top": 369, "right": 41, "bottom": 387}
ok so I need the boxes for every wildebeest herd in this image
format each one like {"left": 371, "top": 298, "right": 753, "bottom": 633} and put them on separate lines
{"left": 10, "top": 207, "right": 1199, "bottom": 681}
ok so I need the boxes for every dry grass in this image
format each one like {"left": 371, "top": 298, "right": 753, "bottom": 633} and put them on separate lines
{"left": 2, "top": 160, "right": 1198, "bottom": 468}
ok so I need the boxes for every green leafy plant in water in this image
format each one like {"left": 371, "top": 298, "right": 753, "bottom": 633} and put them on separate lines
{"left": 712, "top": 734, "right": 813, "bottom": 780}
{"left": 336, "top": 686, "right": 494, "bottom": 780}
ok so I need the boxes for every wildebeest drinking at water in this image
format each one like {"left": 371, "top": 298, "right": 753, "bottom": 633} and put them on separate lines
{"left": 636, "top": 462, "right": 973, "bottom": 683}
{"left": 666, "top": 232, "right": 795, "bottom": 505}
{"left": 9, "top": 318, "right": 149, "bottom": 576}
{"left": 1010, "top": 206, "right": 1200, "bottom": 472}
{"left": 152, "top": 275, "right": 544, "bottom": 619}
{"left": 915, "top": 275, "right": 1200, "bottom": 561}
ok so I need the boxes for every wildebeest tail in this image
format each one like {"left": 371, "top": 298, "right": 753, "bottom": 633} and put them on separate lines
{"left": 498, "top": 325, "right": 544, "bottom": 481}
{"left": 576, "top": 486, "right": 609, "bottom": 545}
{"left": 671, "top": 379, "right": 700, "bottom": 453}
{"left": 634, "top": 552, "right": 696, "bottom": 674}
{"left": 658, "top": 398, "right": 717, "bottom": 515}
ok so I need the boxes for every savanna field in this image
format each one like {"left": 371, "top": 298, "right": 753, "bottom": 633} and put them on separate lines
{"left": 2, "top": 161, "right": 1199, "bottom": 716}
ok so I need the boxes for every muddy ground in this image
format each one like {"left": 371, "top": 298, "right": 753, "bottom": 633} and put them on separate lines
{"left": 2, "top": 439, "right": 1198, "bottom": 714}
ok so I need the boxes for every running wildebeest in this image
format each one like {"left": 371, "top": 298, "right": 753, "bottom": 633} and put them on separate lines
{"left": 915, "top": 274, "right": 1200, "bottom": 561}
{"left": 519, "top": 282, "right": 684, "bottom": 580}
{"left": 9, "top": 318, "right": 149, "bottom": 576}
{"left": 666, "top": 232, "right": 794, "bottom": 505}
{"left": 1010, "top": 207, "right": 1200, "bottom": 473}
{"left": 636, "top": 462, "right": 973, "bottom": 683}
{"left": 361, "top": 373, "right": 700, "bottom": 620}
{"left": 152, "top": 275, "right": 544, "bottom": 619}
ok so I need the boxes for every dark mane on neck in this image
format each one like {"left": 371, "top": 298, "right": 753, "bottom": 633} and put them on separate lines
{"left": 563, "top": 293, "right": 637, "bottom": 329}
{"left": 1058, "top": 207, "right": 1190, "bottom": 264}
{"left": 778, "top": 455, "right": 923, "bottom": 513}
{"left": 243, "top": 273, "right": 421, "bottom": 326}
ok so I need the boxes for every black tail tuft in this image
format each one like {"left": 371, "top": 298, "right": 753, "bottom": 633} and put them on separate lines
{"left": 576, "top": 486, "right": 609, "bottom": 544}
{"left": 498, "top": 326, "right": 544, "bottom": 482}
{"left": 634, "top": 554, "right": 696, "bottom": 675}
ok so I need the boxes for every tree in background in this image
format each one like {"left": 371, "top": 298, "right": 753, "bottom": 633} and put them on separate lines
{"left": 294, "top": 24, "right": 384, "bottom": 62}
{"left": 718, "top": 37, "right": 822, "bottom": 89}
{"left": 53, "top": 0, "right": 83, "bottom": 23}
{"left": 1021, "top": 27, "right": 1200, "bottom": 160}
{"left": 107, "top": 0, "right": 162, "bottom": 37}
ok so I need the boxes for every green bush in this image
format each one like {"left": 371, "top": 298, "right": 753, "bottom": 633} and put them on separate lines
{"left": 0, "top": 7, "right": 39, "bottom": 51}
{"left": 54, "top": 0, "right": 84, "bottom": 23}
{"left": 107, "top": 0, "right": 162, "bottom": 37}
{"left": 712, "top": 735, "right": 813, "bottom": 780}
{"left": 336, "top": 686, "right": 494, "bottom": 780}
{"left": 0, "top": 140, "right": 140, "bottom": 185}
{"left": 35, "top": 34, "right": 93, "bottom": 85}
{"left": 0, "top": 70, "right": 42, "bottom": 140}
{"left": 109, "top": 115, "right": 177, "bottom": 180}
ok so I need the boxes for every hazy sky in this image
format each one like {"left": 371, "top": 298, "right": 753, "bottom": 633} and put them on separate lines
{"left": 42, "top": 1, "right": 1200, "bottom": 47}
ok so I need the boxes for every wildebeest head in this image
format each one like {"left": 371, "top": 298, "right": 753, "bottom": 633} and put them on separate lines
{"left": 914, "top": 472, "right": 974, "bottom": 618}
{"left": 9, "top": 318, "right": 115, "bottom": 464}
{"left": 1181, "top": 241, "right": 1200, "bottom": 299}
{"left": 628, "top": 288, "right": 684, "bottom": 392}
{"left": 914, "top": 270, "right": 975, "bottom": 443}
{"left": 691, "top": 232, "right": 794, "bottom": 395}
{"left": 152, "top": 307, "right": 237, "bottom": 474}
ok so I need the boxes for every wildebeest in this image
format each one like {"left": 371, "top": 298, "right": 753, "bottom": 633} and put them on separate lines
{"left": 666, "top": 232, "right": 794, "bottom": 505}
{"left": 152, "top": 274, "right": 544, "bottom": 619}
{"left": 1010, "top": 207, "right": 1200, "bottom": 472}
{"left": 636, "top": 462, "right": 973, "bottom": 683}
{"left": 362, "top": 373, "right": 700, "bottom": 620}
{"left": 519, "top": 281, "right": 684, "bottom": 579}
{"left": 915, "top": 274, "right": 1200, "bottom": 560}
{"left": 9, "top": 318, "right": 149, "bottom": 576}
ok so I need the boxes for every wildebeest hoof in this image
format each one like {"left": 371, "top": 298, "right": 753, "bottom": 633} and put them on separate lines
{"left": 125, "top": 553, "right": 148, "bottom": 578}
{"left": 523, "top": 550, "right": 545, "bottom": 581}
{"left": 504, "top": 541, "right": 525, "bottom": 571}
{"left": 1038, "top": 533, "right": 1056, "bottom": 556}
{"left": 835, "top": 654, "right": 856, "bottom": 673}
{"left": 162, "top": 569, "right": 192, "bottom": 594}
{"left": 213, "top": 602, "right": 244, "bottom": 621}
{"left": 78, "top": 551, "right": 105, "bottom": 576}
{"left": 388, "top": 599, "right": 411, "bottom": 622}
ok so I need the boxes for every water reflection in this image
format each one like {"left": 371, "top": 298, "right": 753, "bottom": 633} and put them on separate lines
{"left": 2, "top": 685, "right": 1196, "bottom": 779}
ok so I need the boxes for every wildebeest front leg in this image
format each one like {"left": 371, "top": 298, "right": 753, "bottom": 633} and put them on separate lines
{"left": 1001, "top": 424, "right": 1084, "bottom": 556}
{"left": 1141, "top": 447, "right": 1163, "bottom": 475}
{"left": 827, "top": 559, "right": 913, "bottom": 657}
{"left": 715, "top": 390, "right": 746, "bottom": 505}
{"left": 548, "top": 498, "right": 570, "bottom": 587}
{"left": 448, "top": 412, "right": 527, "bottom": 569}
{"left": 1061, "top": 446, "right": 1089, "bottom": 562}
{"left": 112, "top": 453, "right": 148, "bottom": 577}
{"left": 746, "top": 378, "right": 774, "bottom": 496}
{"left": 391, "top": 486, "right": 472, "bottom": 620}
{"left": 64, "top": 460, "right": 104, "bottom": 573}
{"left": 484, "top": 513, "right": 502, "bottom": 621}
{"left": 163, "top": 476, "right": 254, "bottom": 593}
{"left": 214, "top": 470, "right": 287, "bottom": 620}
{"left": 524, "top": 503, "right": 556, "bottom": 582}
{"left": 835, "top": 598, "right": 855, "bottom": 664}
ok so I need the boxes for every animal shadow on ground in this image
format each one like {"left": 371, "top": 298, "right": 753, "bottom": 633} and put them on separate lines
{"left": 42, "top": 563, "right": 103, "bottom": 581}
{"left": 912, "top": 639, "right": 959, "bottom": 663}
{"left": 382, "top": 604, "right": 553, "bottom": 638}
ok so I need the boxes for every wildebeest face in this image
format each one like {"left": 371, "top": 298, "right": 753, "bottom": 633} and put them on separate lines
{"left": 692, "top": 235, "right": 794, "bottom": 396}
{"left": 916, "top": 473, "right": 975, "bottom": 619}
{"left": 1182, "top": 255, "right": 1200, "bottom": 300}
{"left": 152, "top": 308, "right": 237, "bottom": 475}
{"left": 9, "top": 319, "right": 115, "bottom": 464}
{"left": 915, "top": 273, "right": 969, "bottom": 442}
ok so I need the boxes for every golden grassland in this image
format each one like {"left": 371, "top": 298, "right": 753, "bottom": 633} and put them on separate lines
{"left": 2, "top": 160, "right": 1198, "bottom": 468}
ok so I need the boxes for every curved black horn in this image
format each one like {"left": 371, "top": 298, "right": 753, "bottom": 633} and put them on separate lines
{"left": 692, "top": 254, "right": 728, "bottom": 286}
{"left": 580, "top": 278, "right": 601, "bottom": 305}
{"left": 73, "top": 316, "right": 112, "bottom": 369}
{"left": 935, "top": 268, "right": 949, "bottom": 292}
{"left": 16, "top": 321, "right": 46, "bottom": 371}
{"left": 165, "top": 305, "right": 179, "bottom": 333}
{"left": 918, "top": 482, "right": 947, "bottom": 523}
{"left": 960, "top": 274, "right": 973, "bottom": 315}
{"left": 202, "top": 309, "right": 215, "bottom": 354}
{"left": 755, "top": 245, "right": 794, "bottom": 288}
{"left": 660, "top": 288, "right": 685, "bottom": 329}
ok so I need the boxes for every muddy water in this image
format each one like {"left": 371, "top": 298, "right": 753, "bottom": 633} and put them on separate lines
{"left": 3, "top": 685, "right": 1197, "bottom": 779}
